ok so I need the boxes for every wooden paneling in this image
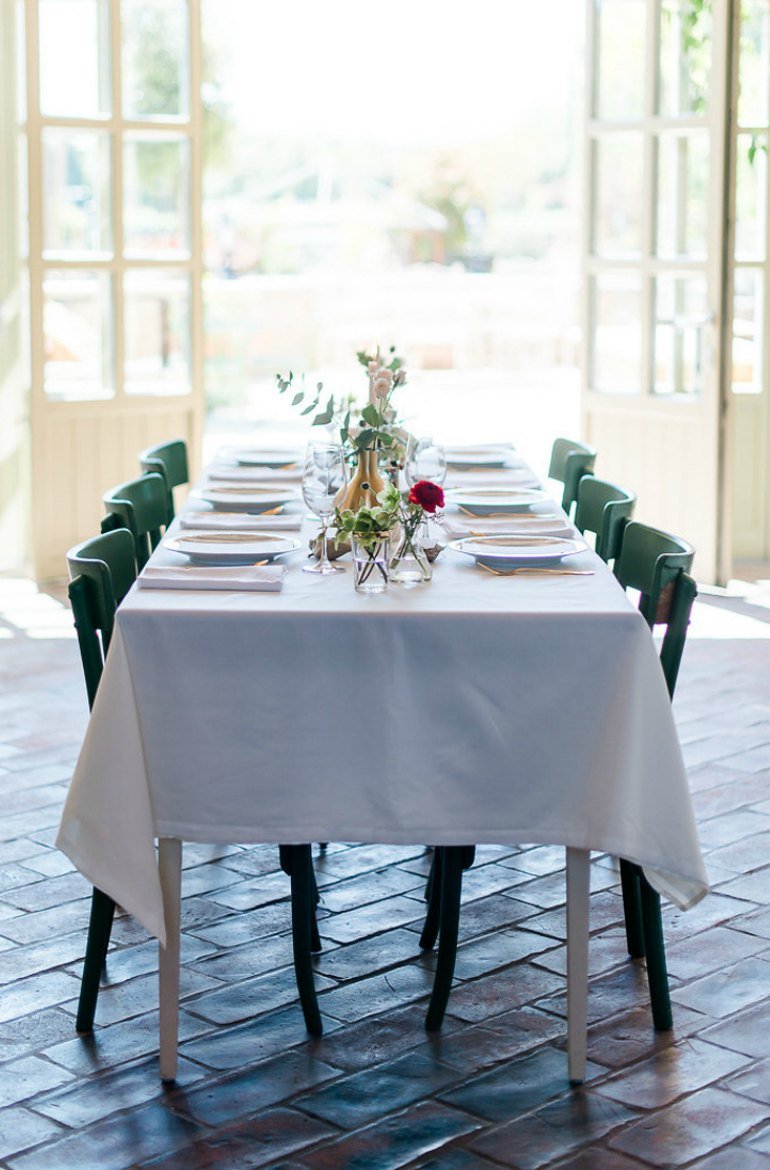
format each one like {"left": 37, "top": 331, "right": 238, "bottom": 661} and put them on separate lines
{"left": 732, "top": 394, "right": 768, "bottom": 560}
{"left": 32, "top": 403, "right": 197, "bottom": 579}
{"left": 586, "top": 397, "right": 720, "bottom": 581}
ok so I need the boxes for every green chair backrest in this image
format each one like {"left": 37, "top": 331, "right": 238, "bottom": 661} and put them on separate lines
{"left": 574, "top": 476, "right": 637, "bottom": 563}
{"left": 66, "top": 528, "right": 137, "bottom": 709}
{"left": 613, "top": 521, "right": 697, "bottom": 698}
{"left": 139, "top": 439, "right": 189, "bottom": 522}
{"left": 548, "top": 437, "right": 597, "bottom": 514}
{"left": 102, "top": 473, "right": 168, "bottom": 569}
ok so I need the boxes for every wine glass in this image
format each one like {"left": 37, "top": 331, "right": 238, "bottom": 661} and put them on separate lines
{"left": 301, "top": 440, "right": 347, "bottom": 574}
{"left": 405, "top": 437, "right": 447, "bottom": 488}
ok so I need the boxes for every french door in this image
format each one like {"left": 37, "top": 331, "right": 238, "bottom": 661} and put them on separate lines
{"left": 582, "top": 0, "right": 736, "bottom": 583}
{"left": 731, "top": 0, "right": 770, "bottom": 563}
{"left": 23, "top": 0, "right": 204, "bottom": 578}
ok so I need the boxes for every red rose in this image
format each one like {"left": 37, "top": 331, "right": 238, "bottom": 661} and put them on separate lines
{"left": 408, "top": 480, "right": 445, "bottom": 513}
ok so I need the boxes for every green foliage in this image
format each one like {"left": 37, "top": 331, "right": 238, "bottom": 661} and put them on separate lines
{"left": 334, "top": 484, "right": 402, "bottom": 548}
{"left": 747, "top": 134, "right": 768, "bottom": 166}
{"left": 275, "top": 372, "right": 334, "bottom": 426}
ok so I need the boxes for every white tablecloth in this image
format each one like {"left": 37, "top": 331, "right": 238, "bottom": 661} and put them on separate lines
{"left": 57, "top": 461, "right": 709, "bottom": 945}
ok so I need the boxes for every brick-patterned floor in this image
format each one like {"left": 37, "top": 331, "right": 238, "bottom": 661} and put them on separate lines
{"left": 1, "top": 576, "right": 770, "bottom": 1169}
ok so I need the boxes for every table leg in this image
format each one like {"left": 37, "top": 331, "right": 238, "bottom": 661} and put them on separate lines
{"left": 566, "top": 847, "right": 590, "bottom": 1084}
{"left": 158, "top": 837, "right": 181, "bottom": 1083}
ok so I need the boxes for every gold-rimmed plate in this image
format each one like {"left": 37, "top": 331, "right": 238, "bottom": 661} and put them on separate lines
{"left": 191, "top": 486, "right": 298, "bottom": 514}
{"left": 449, "top": 534, "right": 587, "bottom": 568}
{"left": 230, "top": 448, "right": 301, "bottom": 469}
{"left": 163, "top": 531, "right": 301, "bottom": 565}
{"left": 449, "top": 488, "right": 548, "bottom": 515}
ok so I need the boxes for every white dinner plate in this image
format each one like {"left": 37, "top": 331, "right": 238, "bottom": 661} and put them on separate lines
{"left": 191, "top": 486, "right": 298, "bottom": 513}
{"left": 449, "top": 534, "right": 587, "bottom": 568}
{"left": 231, "top": 449, "right": 301, "bottom": 468}
{"left": 449, "top": 488, "right": 549, "bottom": 515}
{"left": 445, "top": 450, "right": 512, "bottom": 469}
{"left": 163, "top": 531, "right": 301, "bottom": 565}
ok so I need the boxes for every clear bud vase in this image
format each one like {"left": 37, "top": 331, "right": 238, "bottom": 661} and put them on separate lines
{"left": 390, "top": 519, "right": 433, "bottom": 585}
{"left": 352, "top": 537, "right": 390, "bottom": 593}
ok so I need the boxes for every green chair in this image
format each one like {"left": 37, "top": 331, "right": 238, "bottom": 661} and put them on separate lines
{"left": 548, "top": 437, "right": 597, "bottom": 515}
{"left": 613, "top": 521, "right": 697, "bottom": 1031}
{"left": 67, "top": 530, "right": 323, "bottom": 1045}
{"left": 574, "top": 476, "right": 636, "bottom": 563}
{"left": 139, "top": 439, "right": 189, "bottom": 523}
{"left": 66, "top": 528, "right": 138, "bottom": 1031}
{"left": 421, "top": 520, "right": 697, "bottom": 1038}
{"left": 102, "top": 473, "right": 169, "bottom": 569}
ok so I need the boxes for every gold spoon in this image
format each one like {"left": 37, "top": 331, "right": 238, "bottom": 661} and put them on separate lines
{"left": 477, "top": 562, "right": 594, "bottom": 577}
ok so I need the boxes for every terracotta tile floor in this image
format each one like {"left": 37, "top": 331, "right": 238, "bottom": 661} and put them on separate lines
{"left": 1, "top": 576, "right": 770, "bottom": 1169}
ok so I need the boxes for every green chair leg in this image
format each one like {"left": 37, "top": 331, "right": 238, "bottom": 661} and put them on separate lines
{"left": 620, "top": 859, "right": 645, "bottom": 959}
{"left": 280, "top": 845, "right": 322, "bottom": 1036}
{"left": 639, "top": 874, "right": 673, "bottom": 1031}
{"left": 76, "top": 887, "right": 116, "bottom": 1033}
{"left": 425, "top": 846, "right": 475, "bottom": 1032}
{"left": 420, "top": 851, "right": 443, "bottom": 951}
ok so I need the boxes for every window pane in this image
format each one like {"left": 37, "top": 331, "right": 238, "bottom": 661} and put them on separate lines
{"left": 590, "top": 273, "right": 643, "bottom": 393}
{"left": 656, "top": 132, "right": 709, "bottom": 259}
{"left": 39, "top": 0, "right": 110, "bottom": 117}
{"left": 42, "top": 129, "right": 112, "bottom": 257}
{"left": 653, "top": 274, "right": 708, "bottom": 396}
{"left": 595, "top": 0, "right": 646, "bottom": 120}
{"left": 735, "top": 132, "right": 768, "bottom": 260}
{"left": 593, "top": 134, "right": 644, "bottom": 257}
{"left": 123, "top": 133, "right": 190, "bottom": 257}
{"left": 124, "top": 270, "right": 190, "bottom": 395}
{"left": 43, "top": 269, "right": 113, "bottom": 400}
{"left": 732, "top": 268, "right": 763, "bottom": 394}
{"left": 738, "top": 0, "right": 770, "bottom": 128}
{"left": 122, "top": 0, "right": 189, "bottom": 119}
{"left": 658, "top": 0, "right": 712, "bottom": 117}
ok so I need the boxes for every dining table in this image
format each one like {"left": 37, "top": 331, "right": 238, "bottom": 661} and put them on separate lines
{"left": 56, "top": 442, "right": 709, "bottom": 1084}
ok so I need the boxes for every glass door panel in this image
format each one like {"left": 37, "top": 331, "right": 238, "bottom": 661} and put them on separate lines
{"left": 732, "top": 268, "right": 763, "bottom": 395}
{"left": 42, "top": 128, "right": 112, "bottom": 257}
{"left": 122, "top": 0, "right": 190, "bottom": 119}
{"left": 655, "top": 131, "right": 710, "bottom": 259}
{"left": 653, "top": 272, "right": 709, "bottom": 396}
{"left": 590, "top": 273, "right": 644, "bottom": 394}
{"left": 38, "top": 0, "right": 110, "bottom": 117}
{"left": 43, "top": 269, "right": 113, "bottom": 400}
{"left": 593, "top": 134, "right": 645, "bottom": 257}
{"left": 594, "top": 0, "right": 647, "bottom": 119}
{"left": 123, "top": 133, "right": 190, "bottom": 258}
{"left": 123, "top": 269, "right": 191, "bottom": 395}
{"left": 658, "top": 0, "right": 712, "bottom": 116}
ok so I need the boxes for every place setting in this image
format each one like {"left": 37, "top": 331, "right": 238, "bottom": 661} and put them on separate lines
{"left": 447, "top": 532, "right": 592, "bottom": 576}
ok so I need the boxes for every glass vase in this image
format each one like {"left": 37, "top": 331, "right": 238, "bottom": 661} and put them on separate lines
{"left": 352, "top": 537, "right": 390, "bottom": 593}
{"left": 390, "top": 520, "right": 433, "bottom": 585}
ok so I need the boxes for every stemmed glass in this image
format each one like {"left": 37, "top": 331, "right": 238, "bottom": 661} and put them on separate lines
{"left": 405, "top": 437, "right": 447, "bottom": 488}
{"left": 301, "top": 440, "right": 347, "bottom": 574}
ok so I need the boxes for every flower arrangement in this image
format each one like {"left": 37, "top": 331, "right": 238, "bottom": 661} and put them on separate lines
{"left": 275, "top": 345, "right": 408, "bottom": 459}
{"left": 334, "top": 480, "right": 445, "bottom": 588}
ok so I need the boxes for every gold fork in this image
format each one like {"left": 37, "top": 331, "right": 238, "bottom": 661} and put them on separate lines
{"left": 457, "top": 506, "right": 560, "bottom": 519}
{"left": 477, "top": 562, "right": 594, "bottom": 577}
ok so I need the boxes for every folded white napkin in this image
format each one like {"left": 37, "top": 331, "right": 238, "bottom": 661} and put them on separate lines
{"left": 443, "top": 515, "right": 575, "bottom": 540}
{"left": 138, "top": 565, "right": 285, "bottom": 592}
{"left": 207, "top": 466, "right": 303, "bottom": 483}
{"left": 179, "top": 511, "right": 302, "bottom": 532}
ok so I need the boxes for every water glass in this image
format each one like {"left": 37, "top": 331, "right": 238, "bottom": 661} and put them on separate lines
{"left": 301, "top": 441, "right": 347, "bottom": 574}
